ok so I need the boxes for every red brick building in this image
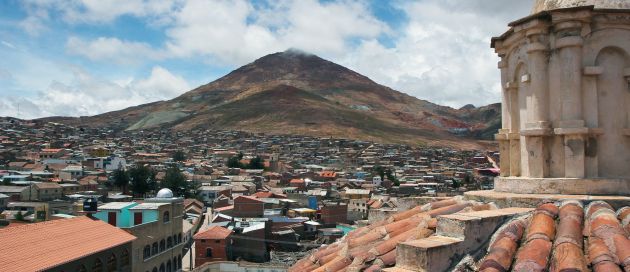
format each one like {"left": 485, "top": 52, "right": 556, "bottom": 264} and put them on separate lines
{"left": 233, "top": 196, "right": 264, "bottom": 218}
{"left": 194, "top": 226, "right": 233, "bottom": 266}
{"left": 320, "top": 203, "right": 348, "bottom": 225}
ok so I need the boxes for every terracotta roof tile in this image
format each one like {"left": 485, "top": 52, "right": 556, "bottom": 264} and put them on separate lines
{"left": 194, "top": 226, "right": 233, "bottom": 240}
{"left": 0, "top": 216, "right": 136, "bottom": 271}
{"left": 478, "top": 201, "right": 630, "bottom": 272}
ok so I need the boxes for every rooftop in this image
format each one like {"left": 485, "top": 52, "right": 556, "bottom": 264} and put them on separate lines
{"left": 98, "top": 202, "right": 137, "bottom": 210}
{"left": 129, "top": 202, "right": 169, "bottom": 210}
{"left": 194, "top": 225, "right": 233, "bottom": 240}
{"left": 0, "top": 216, "right": 136, "bottom": 271}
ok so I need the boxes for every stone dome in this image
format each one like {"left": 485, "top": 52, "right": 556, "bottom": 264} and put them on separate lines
{"left": 156, "top": 188, "right": 174, "bottom": 198}
{"left": 532, "top": 0, "right": 630, "bottom": 13}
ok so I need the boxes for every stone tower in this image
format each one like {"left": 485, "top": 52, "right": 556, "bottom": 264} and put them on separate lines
{"left": 491, "top": 1, "right": 630, "bottom": 195}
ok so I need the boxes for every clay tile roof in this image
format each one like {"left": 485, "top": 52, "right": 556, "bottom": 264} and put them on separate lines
{"left": 194, "top": 226, "right": 233, "bottom": 240}
{"left": 235, "top": 195, "right": 264, "bottom": 203}
{"left": 215, "top": 205, "right": 234, "bottom": 212}
{"left": 0, "top": 216, "right": 136, "bottom": 271}
{"left": 34, "top": 182, "right": 62, "bottom": 189}
{"left": 320, "top": 171, "right": 337, "bottom": 178}
{"left": 253, "top": 191, "right": 273, "bottom": 198}
{"left": 478, "top": 201, "right": 630, "bottom": 272}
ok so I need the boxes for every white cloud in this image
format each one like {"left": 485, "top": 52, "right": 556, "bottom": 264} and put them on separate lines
{"left": 1, "top": 41, "right": 16, "bottom": 49}
{"left": 65, "top": 0, "right": 389, "bottom": 66}
{"left": 0, "top": 66, "right": 189, "bottom": 118}
{"left": 338, "top": 0, "right": 532, "bottom": 108}
{"left": 7, "top": 0, "right": 536, "bottom": 118}
{"left": 66, "top": 36, "right": 163, "bottom": 65}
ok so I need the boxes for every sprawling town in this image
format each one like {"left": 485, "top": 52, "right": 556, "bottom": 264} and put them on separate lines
{"left": 0, "top": 117, "right": 497, "bottom": 271}
{"left": 3, "top": 1, "right": 630, "bottom": 272}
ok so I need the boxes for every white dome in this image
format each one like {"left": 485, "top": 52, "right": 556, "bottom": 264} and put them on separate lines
{"left": 156, "top": 188, "right": 174, "bottom": 198}
{"left": 532, "top": 0, "right": 630, "bottom": 13}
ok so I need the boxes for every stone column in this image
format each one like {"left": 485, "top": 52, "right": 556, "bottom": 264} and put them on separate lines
{"left": 507, "top": 82, "right": 521, "bottom": 177}
{"left": 495, "top": 54, "right": 511, "bottom": 177}
{"left": 625, "top": 68, "right": 630, "bottom": 136}
{"left": 553, "top": 20, "right": 588, "bottom": 178}
{"left": 522, "top": 28, "right": 551, "bottom": 178}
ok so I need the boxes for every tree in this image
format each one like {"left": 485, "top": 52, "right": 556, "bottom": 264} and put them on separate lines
{"left": 373, "top": 165, "right": 386, "bottom": 181}
{"left": 112, "top": 167, "right": 129, "bottom": 194}
{"left": 227, "top": 156, "right": 243, "bottom": 168}
{"left": 385, "top": 169, "right": 400, "bottom": 186}
{"left": 128, "top": 164, "right": 155, "bottom": 197}
{"left": 172, "top": 150, "right": 186, "bottom": 162}
{"left": 162, "top": 166, "right": 188, "bottom": 197}
{"left": 248, "top": 156, "right": 265, "bottom": 169}
{"left": 15, "top": 211, "right": 24, "bottom": 221}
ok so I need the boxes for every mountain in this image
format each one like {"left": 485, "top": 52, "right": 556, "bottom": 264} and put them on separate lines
{"left": 41, "top": 49, "right": 500, "bottom": 148}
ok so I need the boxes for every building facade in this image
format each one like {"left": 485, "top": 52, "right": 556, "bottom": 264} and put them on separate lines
{"left": 194, "top": 226, "right": 233, "bottom": 266}
{"left": 492, "top": 0, "right": 630, "bottom": 195}
{"left": 94, "top": 189, "right": 185, "bottom": 272}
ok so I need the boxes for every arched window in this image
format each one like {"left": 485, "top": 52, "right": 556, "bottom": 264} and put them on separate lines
{"left": 159, "top": 263, "right": 165, "bottom": 272}
{"left": 92, "top": 258, "right": 103, "bottom": 272}
{"left": 178, "top": 255, "right": 182, "bottom": 269}
{"left": 173, "top": 257, "right": 177, "bottom": 270}
{"left": 77, "top": 265, "right": 87, "bottom": 272}
{"left": 152, "top": 267, "right": 157, "bottom": 272}
{"left": 143, "top": 245, "right": 151, "bottom": 259}
{"left": 121, "top": 249, "right": 130, "bottom": 266}
{"left": 106, "top": 254, "right": 117, "bottom": 272}
{"left": 178, "top": 233, "right": 182, "bottom": 244}
{"left": 167, "top": 237, "right": 173, "bottom": 248}
{"left": 163, "top": 211, "right": 170, "bottom": 223}
{"left": 173, "top": 234, "right": 178, "bottom": 245}
{"left": 166, "top": 260, "right": 172, "bottom": 272}
{"left": 159, "top": 239, "right": 166, "bottom": 252}
{"left": 152, "top": 242, "right": 158, "bottom": 255}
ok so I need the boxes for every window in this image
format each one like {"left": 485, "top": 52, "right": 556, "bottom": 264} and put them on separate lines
{"left": 134, "top": 212, "right": 143, "bottom": 225}
{"left": 106, "top": 254, "right": 117, "bottom": 272}
{"left": 152, "top": 268, "right": 157, "bottom": 272}
{"left": 152, "top": 242, "right": 158, "bottom": 255}
{"left": 92, "top": 258, "right": 103, "bottom": 272}
{"left": 205, "top": 248, "right": 213, "bottom": 257}
{"left": 159, "top": 239, "right": 165, "bottom": 252}
{"left": 143, "top": 246, "right": 151, "bottom": 260}
{"left": 178, "top": 233, "right": 182, "bottom": 244}
{"left": 215, "top": 240, "right": 221, "bottom": 244}
{"left": 163, "top": 211, "right": 170, "bottom": 223}
{"left": 167, "top": 237, "right": 172, "bottom": 248}
{"left": 177, "top": 255, "right": 182, "bottom": 269}
{"left": 121, "top": 249, "right": 130, "bottom": 266}
{"left": 159, "top": 264, "right": 165, "bottom": 272}
{"left": 173, "top": 258, "right": 177, "bottom": 270}
{"left": 173, "top": 235, "right": 178, "bottom": 245}
{"left": 166, "top": 260, "right": 172, "bottom": 272}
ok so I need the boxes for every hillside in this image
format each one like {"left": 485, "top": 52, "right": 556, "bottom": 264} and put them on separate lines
{"left": 38, "top": 49, "right": 500, "bottom": 148}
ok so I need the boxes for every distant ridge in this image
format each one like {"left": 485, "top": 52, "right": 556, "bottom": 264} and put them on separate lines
{"left": 37, "top": 49, "right": 501, "bottom": 149}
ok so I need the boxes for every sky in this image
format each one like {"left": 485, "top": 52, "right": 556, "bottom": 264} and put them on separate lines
{"left": 0, "top": 0, "right": 533, "bottom": 119}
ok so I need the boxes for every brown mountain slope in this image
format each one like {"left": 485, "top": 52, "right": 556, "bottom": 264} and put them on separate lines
{"left": 39, "top": 49, "right": 500, "bottom": 148}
